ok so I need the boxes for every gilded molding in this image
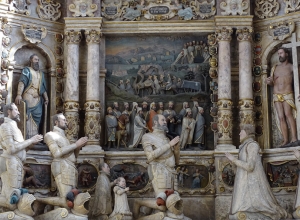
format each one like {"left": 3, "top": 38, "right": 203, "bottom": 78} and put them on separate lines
{"left": 236, "top": 27, "right": 253, "bottom": 41}
{"left": 216, "top": 27, "right": 233, "bottom": 42}
{"left": 65, "top": 30, "right": 82, "bottom": 44}
{"left": 85, "top": 30, "right": 102, "bottom": 44}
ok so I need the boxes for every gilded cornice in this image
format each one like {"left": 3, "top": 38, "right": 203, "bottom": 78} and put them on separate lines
{"left": 253, "top": 11, "right": 300, "bottom": 32}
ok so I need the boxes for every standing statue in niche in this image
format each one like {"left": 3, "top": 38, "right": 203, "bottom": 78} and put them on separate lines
{"left": 91, "top": 163, "right": 117, "bottom": 220}
{"left": 37, "top": 113, "right": 88, "bottom": 208}
{"left": 225, "top": 124, "right": 288, "bottom": 220}
{"left": 109, "top": 177, "right": 132, "bottom": 220}
{"left": 106, "top": 107, "right": 118, "bottom": 149}
{"left": 265, "top": 47, "right": 297, "bottom": 146}
{"left": 193, "top": 107, "right": 205, "bottom": 150}
{"left": 15, "top": 54, "right": 48, "bottom": 139}
{"left": 179, "top": 108, "right": 195, "bottom": 149}
{"left": 0, "top": 103, "right": 43, "bottom": 210}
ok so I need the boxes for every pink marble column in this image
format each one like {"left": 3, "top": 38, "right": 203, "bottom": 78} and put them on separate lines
{"left": 216, "top": 27, "right": 234, "bottom": 149}
{"left": 64, "top": 30, "right": 81, "bottom": 143}
{"left": 237, "top": 27, "right": 254, "bottom": 125}
{"left": 84, "top": 30, "right": 101, "bottom": 147}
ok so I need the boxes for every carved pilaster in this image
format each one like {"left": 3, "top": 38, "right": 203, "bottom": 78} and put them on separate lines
{"left": 64, "top": 101, "right": 79, "bottom": 143}
{"left": 216, "top": 27, "right": 233, "bottom": 42}
{"left": 85, "top": 29, "right": 101, "bottom": 44}
{"left": 217, "top": 99, "right": 233, "bottom": 145}
{"left": 65, "top": 30, "right": 82, "bottom": 44}
{"left": 236, "top": 27, "right": 253, "bottom": 41}
{"left": 84, "top": 101, "right": 101, "bottom": 145}
{"left": 239, "top": 99, "right": 254, "bottom": 125}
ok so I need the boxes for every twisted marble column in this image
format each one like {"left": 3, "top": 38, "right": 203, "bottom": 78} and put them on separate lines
{"left": 84, "top": 30, "right": 101, "bottom": 146}
{"left": 64, "top": 30, "right": 81, "bottom": 143}
{"left": 216, "top": 27, "right": 234, "bottom": 148}
{"left": 237, "top": 27, "right": 254, "bottom": 125}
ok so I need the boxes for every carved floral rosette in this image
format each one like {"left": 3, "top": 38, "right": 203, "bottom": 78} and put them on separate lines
{"left": 65, "top": 30, "right": 82, "bottom": 44}
{"left": 177, "top": 158, "right": 216, "bottom": 195}
{"left": 69, "top": 0, "right": 98, "bottom": 17}
{"left": 84, "top": 101, "right": 101, "bottom": 145}
{"left": 217, "top": 99, "right": 233, "bottom": 144}
{"left": 64, "top": 101, "right": 80, "bottom": 143}
{"left": 220, "top": 0, "right": 248, "bottom": 15}
{"left": 37, "top": 0, "right": 62, "bottom": 21}
{"left": 143, "top": 2, "right": 177, "bottom": 20}
{"left": 268, "top": 20, "right": 295, "bottom": 41}
{"left": 21, "top": 25, "right": 47, "bottom": 44}
{"left": 238, "top": 99, "right": 254, "bottom": 125}
{"left": 254, "top": 0, "right": 279, "bottom": 19}
{"left": 190, "top": 0, "right": 216, "bottom": 19}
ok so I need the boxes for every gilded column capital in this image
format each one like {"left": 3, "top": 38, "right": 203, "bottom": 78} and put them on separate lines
{"left": 236, "top": 27, "right": 253, "bottom": 41}
{"left": 85, "top": 29, "right": 102, "bottom": 44}
{"left": 216, "top": 27, "right": 233, "bottom": 41}
{"left": 65, "top": 30, "right": 81, "bottom": 44}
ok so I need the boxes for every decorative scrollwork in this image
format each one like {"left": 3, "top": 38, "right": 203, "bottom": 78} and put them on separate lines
{"left": 254, "top": 0, "right": 279, "bottom": 19}
{"left": 69, "top": 0, "right": 98, "bottom": 17}
{"left": 37, "top": 0, "right": 62, "bottom": 21}
{"left": 220, "top": 0, "right": 248, "bottom": 15}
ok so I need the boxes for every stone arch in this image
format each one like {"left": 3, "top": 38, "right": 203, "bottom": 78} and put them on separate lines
{"left": 261, "top": 41, "right": 286, "bottom": 67}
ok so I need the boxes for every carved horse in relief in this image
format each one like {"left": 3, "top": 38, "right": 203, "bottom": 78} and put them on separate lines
{"left": 116, "top": 114, "right": 129, "bottom": 148}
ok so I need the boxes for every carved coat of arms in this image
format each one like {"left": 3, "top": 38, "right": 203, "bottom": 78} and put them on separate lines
{"left": 9, "top": 0, "right": 31, "bottom": 15}
{"left": 69, "top": 0, "right": 98, "bottom": 17}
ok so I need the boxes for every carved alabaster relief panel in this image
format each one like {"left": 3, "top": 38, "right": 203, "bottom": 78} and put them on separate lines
{"left": 254, "top": 0, "right": 279, "bottom": 19}
{"left": 190, "top": 0, "right": 216, "bottom": 19}
{"left": 220, "top": 0, "right": 248, "bottom": 15}
{"left": 69, "top": 0, "right": 98, "bottom": 17}
{"left": 176, "top": 158, "right": 216, "bottom": 195}
{"left": 9, "top": 0, "right": 31, "bottom": 15}
{"left": 268, "top": 20, "right": 295, "bottom": 41}
{"left": 37, "top": 0, "right": 62, "bottom": 21}
{"left": 21, "top": 25, "right": 47, "bottom": 44}
{"left": 218, "top": 160, "right": 236, "bottom": 193}
{"left": 77, "top": 160, "right": 99, "bottom": 193}
{"left": 284, "top": 0, "right": 300, "bottom": 13}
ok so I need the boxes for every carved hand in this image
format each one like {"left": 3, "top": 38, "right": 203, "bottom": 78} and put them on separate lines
{"left": 169, "top": 136, "right": 180, "bottom": 147}
{"left": 30, "top": 134, "right": 43, "bottom": 145}
{"left": 265, "top": 76, "right": 273, "bottom": 85}
{"left": 293, "top": 149, "right": 300, "bottom": 159}
{"left": 15, "top": 95, "right": 22, "bottom": 105}
{"left": 225, "top": 152, "right": 235, "bottom": 162}
{"left": 76, "top": 137, "right": 88, "bottom": 148}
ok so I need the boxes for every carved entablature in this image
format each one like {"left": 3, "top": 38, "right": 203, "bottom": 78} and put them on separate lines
{"left": 268, "top": 20, "right": 295, "bottom": 41}
{"left": 191, "top": 0, "right": 216, "bottom": 19}
{"left": 220, "top": 0, "right": 248, "bottom": 15}
{"left": 284, "top": 0, "right": 300, "bottom": 14}
{"left": 37, "top": 0, "right": 62, "bottom": 21}
{"left": 254, "top": 0, "right": 279, "bottom": 19}
{"left": 9, "top": 0, "right": 31, "bottom": 15}
{"left": 21, "top": 25, "right": 47, "bottom": 44}
{"left": 143, "top": 1, "right": 178, "bottom": 20}
{"left": 69, "top": 0, "right": 98, "bottom": 17}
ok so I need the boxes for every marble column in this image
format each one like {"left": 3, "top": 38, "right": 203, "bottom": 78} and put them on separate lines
{"left": 84, "top": 30, "right": 101, "bottom": 147}
{"left": 64, "top": 30, "right": 81, "bottom": 143}
{"left": 237, "top": 27, "right": 254, "bottom": 126}
{"left": 216, "top": 27, "right": 234, "bottom": 149}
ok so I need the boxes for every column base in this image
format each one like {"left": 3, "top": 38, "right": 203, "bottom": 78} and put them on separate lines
{"left": 216, "top": 144, "right": 236, "bottom": 151}
{"left": 81, "top": 145, "right": 103, "bottom": 153}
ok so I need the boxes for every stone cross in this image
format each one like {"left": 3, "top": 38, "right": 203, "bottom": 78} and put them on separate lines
{"left": 282, "top": 33, "right": 300, "bottom": 139}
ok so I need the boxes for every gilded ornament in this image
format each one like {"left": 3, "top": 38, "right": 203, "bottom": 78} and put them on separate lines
{"left": 268, "top": 20, "right": 295, "bottom": 41}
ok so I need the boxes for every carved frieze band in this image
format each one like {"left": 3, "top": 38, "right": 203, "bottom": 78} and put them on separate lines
{"left": 236, "top": 27, "right": 253, "bottom": 42}
{"left": 216, "top": 27, "right": 233, "bottom": 42}
{"left": 65, "top": 30, "right": 82, "bottom": 44}
{"left": 85, "top": 30, "right": 102, "bottom": 44}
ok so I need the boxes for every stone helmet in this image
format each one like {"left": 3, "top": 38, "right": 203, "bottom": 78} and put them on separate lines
{"left": 72, "top": 192, "right": 91, "bottom": 216}
{"left": 166, "top": 193, "right": 183, "bottom": 216}
{"left": 17, "top": 193, "right": 36, "bottom": 217}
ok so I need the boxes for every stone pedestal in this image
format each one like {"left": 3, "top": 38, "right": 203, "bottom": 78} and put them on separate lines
{"left": 64, "top": 30, "right": 81, "bottom": 143}
{"left": 237, "top": 27, "right": 254, "bottom": 126}
{"left": 84, "top": 30, "right": 102, "bottom": 149}
{"left": 216, "top": 27, "right": 235, "bottom": 150}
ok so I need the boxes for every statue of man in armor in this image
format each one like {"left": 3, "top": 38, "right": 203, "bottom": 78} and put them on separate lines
{"left": 15, "top": 54, "right": 48, "bottom": 139}
{"left": 0, "top": 103, "right": 42, "bottom": 209}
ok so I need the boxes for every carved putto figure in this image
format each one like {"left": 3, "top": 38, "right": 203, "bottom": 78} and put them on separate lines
{"left": 69, "top": 0, "right": 98, "bottom": 17}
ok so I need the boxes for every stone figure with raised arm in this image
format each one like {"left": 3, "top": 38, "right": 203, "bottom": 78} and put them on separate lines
{"left": 265, "top": 47, "right": 297, "bottom": 146}
{"left": 225, "top": 124, "right": 288, "bottom": 220}
{"left": 15, "top": 54, "right": 48, "bottom": 138}
{"left": 133, "top": 114, "right": 191, "bottom": 220}
{"left": 0, "top": 103, "right": 43, "bottom": 210}
{"left": 91, "top": 163, "right": 117, "bottom": 220}
{"left": 37, "top": 113, "right": 88, "bottom": 208}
